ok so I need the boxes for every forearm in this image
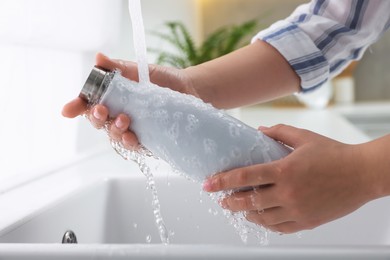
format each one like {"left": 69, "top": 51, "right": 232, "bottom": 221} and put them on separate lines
{"left": 184, "top": 40, "right": 300, "bottom": 109}
{"left": 359, "top": 134, "right": 390, "bottom": 199}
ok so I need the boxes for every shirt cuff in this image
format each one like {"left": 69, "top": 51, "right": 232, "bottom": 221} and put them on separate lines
{"left": 252, "top": 20, "right": 329, "bottom": 92}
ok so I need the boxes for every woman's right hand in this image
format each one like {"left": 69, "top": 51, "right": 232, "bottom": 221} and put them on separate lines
{"left": 62, "top": 53, "right": 198, "bottom": 150}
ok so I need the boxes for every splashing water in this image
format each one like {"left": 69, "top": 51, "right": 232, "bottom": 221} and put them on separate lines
{"left": 206, "top": 189, "right": 269, "bottom": 245}
{"left": 106, "top": 0, "right": 171, "bottom": 244}
{"left": 110, "top": 139, "right": 170, "bottom": 244}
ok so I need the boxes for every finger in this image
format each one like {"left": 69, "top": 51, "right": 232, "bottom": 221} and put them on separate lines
{"left": 62, "top": 97, "right": 88, "bottom": 118}
{"left": 203, "top": 163, "right": 277, "bottom": 192}
{"left": 122, "top": 131, "right": 140, "bottom": 150}
{"left": 95, "top": 53, "right": 139, "bottom": 81}
{"left": 259, "top": 124, "right": 309, "bottom": 148}
{"left": 89, "top": 105, "right": 109, "bottom": 129}
{"left": 245, "top": 207, "right": 289, "bottom": 226}
{"left": 222, "top": 187, "right": 278, "bottom": 212}
{"left": 109, "top": 114, "right": 131, "bottom": 141}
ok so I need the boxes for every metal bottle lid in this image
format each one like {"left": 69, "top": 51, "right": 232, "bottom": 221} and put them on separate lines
{"left": 79, "top": 66, "right": 113, "bottom": 105}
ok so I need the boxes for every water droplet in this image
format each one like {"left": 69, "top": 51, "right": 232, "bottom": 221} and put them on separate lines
{"left": 146, "top": 235, "right": 152, "bottom": 243}
{"left": 173, "top": 111, "right": 183, "bottom": 121}
{"left": 182, "top": 156, "right": 190, "bottom": 163}
{"left": 220, "top": 156, "right": 230, "bottom": 168}
{"left": 154, "top": 109, "right": 170, "bottom": 126}
{"left": 120, "top": 95, "right": 128, "bottom": 105}
{"left": 230, "top": 147, "right": 242, "bottom": 158}
{"left": 191, "top": 156, "right": 202, "bottom": 170}
{"left": 203, "top": 138, "right": 217, "bottom": 154}
{"left": 198, "top": 190, "right": 204, "bottom": 203}
{"left": 133, "top": 223, "right": 138, "bottom": 229}
{"left": 208, "top": 208, "right": 219, "bottom": 216}
{"left": 229, "top": 123, "right": 240, "bottom": 138}
{"left": 116, "top": 81, "right": 126, "bottom": 90}
{"left": 217, "top": 111, "right": 224, "bottom": 118}
{"left": 167, "top": 122, "right": 179, "bottom": 141}
{"left": 185, "top": 114, "right": 199, "bottom": 133}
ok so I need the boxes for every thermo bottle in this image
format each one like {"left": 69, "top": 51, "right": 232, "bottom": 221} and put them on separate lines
{"left": 79, "top": 66, "right": 291, "bottom": 182}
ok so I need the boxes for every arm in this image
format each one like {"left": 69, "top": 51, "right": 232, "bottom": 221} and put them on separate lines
{"left": 203, "top": 125, "right": 390, "bottom": 233}
{"left": 199, "top": 0, "right": 390, "bottom": 233}
{"left": 185, "top": 40, "right": 300, "bottom": 109}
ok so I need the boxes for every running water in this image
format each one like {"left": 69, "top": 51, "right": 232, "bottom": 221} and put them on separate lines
{"left": 110, "top": 138, "right": 170, "bottom": 244}
{"left": 128, "top": 0, "right": 150, "bottom": 85}
{"left": 109, "top": 0, "right": 170, "bottom": 244}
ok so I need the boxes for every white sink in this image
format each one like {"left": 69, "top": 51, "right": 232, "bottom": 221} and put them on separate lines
{"left": 1, "top": 105, "right": 390, "bottom": 259}
{"left": 343, "top": 113, "right": 390, "bottom": 139}
{"left": 1, "top": 151, "right": 390, "bottom": 259}
{"left": 333, "top": 102, "right": 390, "bottom": 140}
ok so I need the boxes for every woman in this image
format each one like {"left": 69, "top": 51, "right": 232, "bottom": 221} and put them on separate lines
{"left": 63, "top": 0, "right": 390, "bottom": 234}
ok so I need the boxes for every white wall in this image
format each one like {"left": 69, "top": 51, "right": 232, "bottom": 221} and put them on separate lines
{"left": 0, "top": 0, "right": 199, "bottom": 188}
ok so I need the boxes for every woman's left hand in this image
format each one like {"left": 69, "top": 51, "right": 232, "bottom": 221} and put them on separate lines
{"left": 203, "top": 124, "right": 378, "bottom": 234}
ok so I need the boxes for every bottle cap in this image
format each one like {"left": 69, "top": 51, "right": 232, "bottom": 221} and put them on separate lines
{"left": 79, "top": 66, "right": 112, "bottom": 104}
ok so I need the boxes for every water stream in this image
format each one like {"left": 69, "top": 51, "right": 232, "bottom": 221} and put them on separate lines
{"left": 110, "top": 139, "right": 170, "bottom": 244}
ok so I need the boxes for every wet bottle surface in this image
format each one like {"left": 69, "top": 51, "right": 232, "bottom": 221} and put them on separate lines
{"left": 79, "top": 66, "right": 291, "bottom": 182}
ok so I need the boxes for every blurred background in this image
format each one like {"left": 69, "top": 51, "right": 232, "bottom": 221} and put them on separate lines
{"left": 0, "top": 0, "right": 389, "bottom": 188}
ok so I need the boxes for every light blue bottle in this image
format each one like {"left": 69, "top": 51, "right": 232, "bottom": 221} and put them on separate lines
{"left": 79, "top": 66, "right": 291, "bottom": 182}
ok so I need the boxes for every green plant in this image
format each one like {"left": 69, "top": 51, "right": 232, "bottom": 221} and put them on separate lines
{"left": 149, "top": 20, "right": 260, "bottom": 68}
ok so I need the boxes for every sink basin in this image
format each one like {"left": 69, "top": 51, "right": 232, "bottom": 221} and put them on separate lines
{"left": 343, "top": 113, "right": 390, "bottom": 139}
{"left": 0, "top": 151, "right": 390, "bottom": 259}
{"left": 0, "top": 172, "right": 247, "bottom": 245}
{"left": 1, "top": 105, "right": 390, "bottom": 259}
{"left": 334, "top": 102, "right": 390, "bottom": 140}
{"left": 1, "top": 172, "right": 390, "bottom": 245}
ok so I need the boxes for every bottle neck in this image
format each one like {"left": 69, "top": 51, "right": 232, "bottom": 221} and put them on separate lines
{"left": 79, "top": 66, "right": 114, "bottom": 105}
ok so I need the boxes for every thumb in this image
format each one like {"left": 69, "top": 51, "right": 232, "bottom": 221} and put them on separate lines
{"left": 259, "top": 124, "right": 309, "bottom": 148}
{"left": 95, "top": 53, "right": 139, "bottom": 81}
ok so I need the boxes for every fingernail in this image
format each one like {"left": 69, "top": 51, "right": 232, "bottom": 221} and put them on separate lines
{"left": 115, "top": 118, "right": 125, "bottom": 129}
{"left": 258, "top": 126, "right": 269, "bottom": 131}
{"left": 100, "top": 52, "right": 110, "bottom": 59}
{"left": 93, "top": 108, "right": 102, "bottom": 120}
{"left": 203, "top": 179, "right": 213, "bottom": 192}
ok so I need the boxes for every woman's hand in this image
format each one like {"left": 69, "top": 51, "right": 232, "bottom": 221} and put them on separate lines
{"left": 203, "top": 124, "right": 379, "bottom": 234}
{"left": 62, "top": 53, "right": 197, "bottom": 149}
